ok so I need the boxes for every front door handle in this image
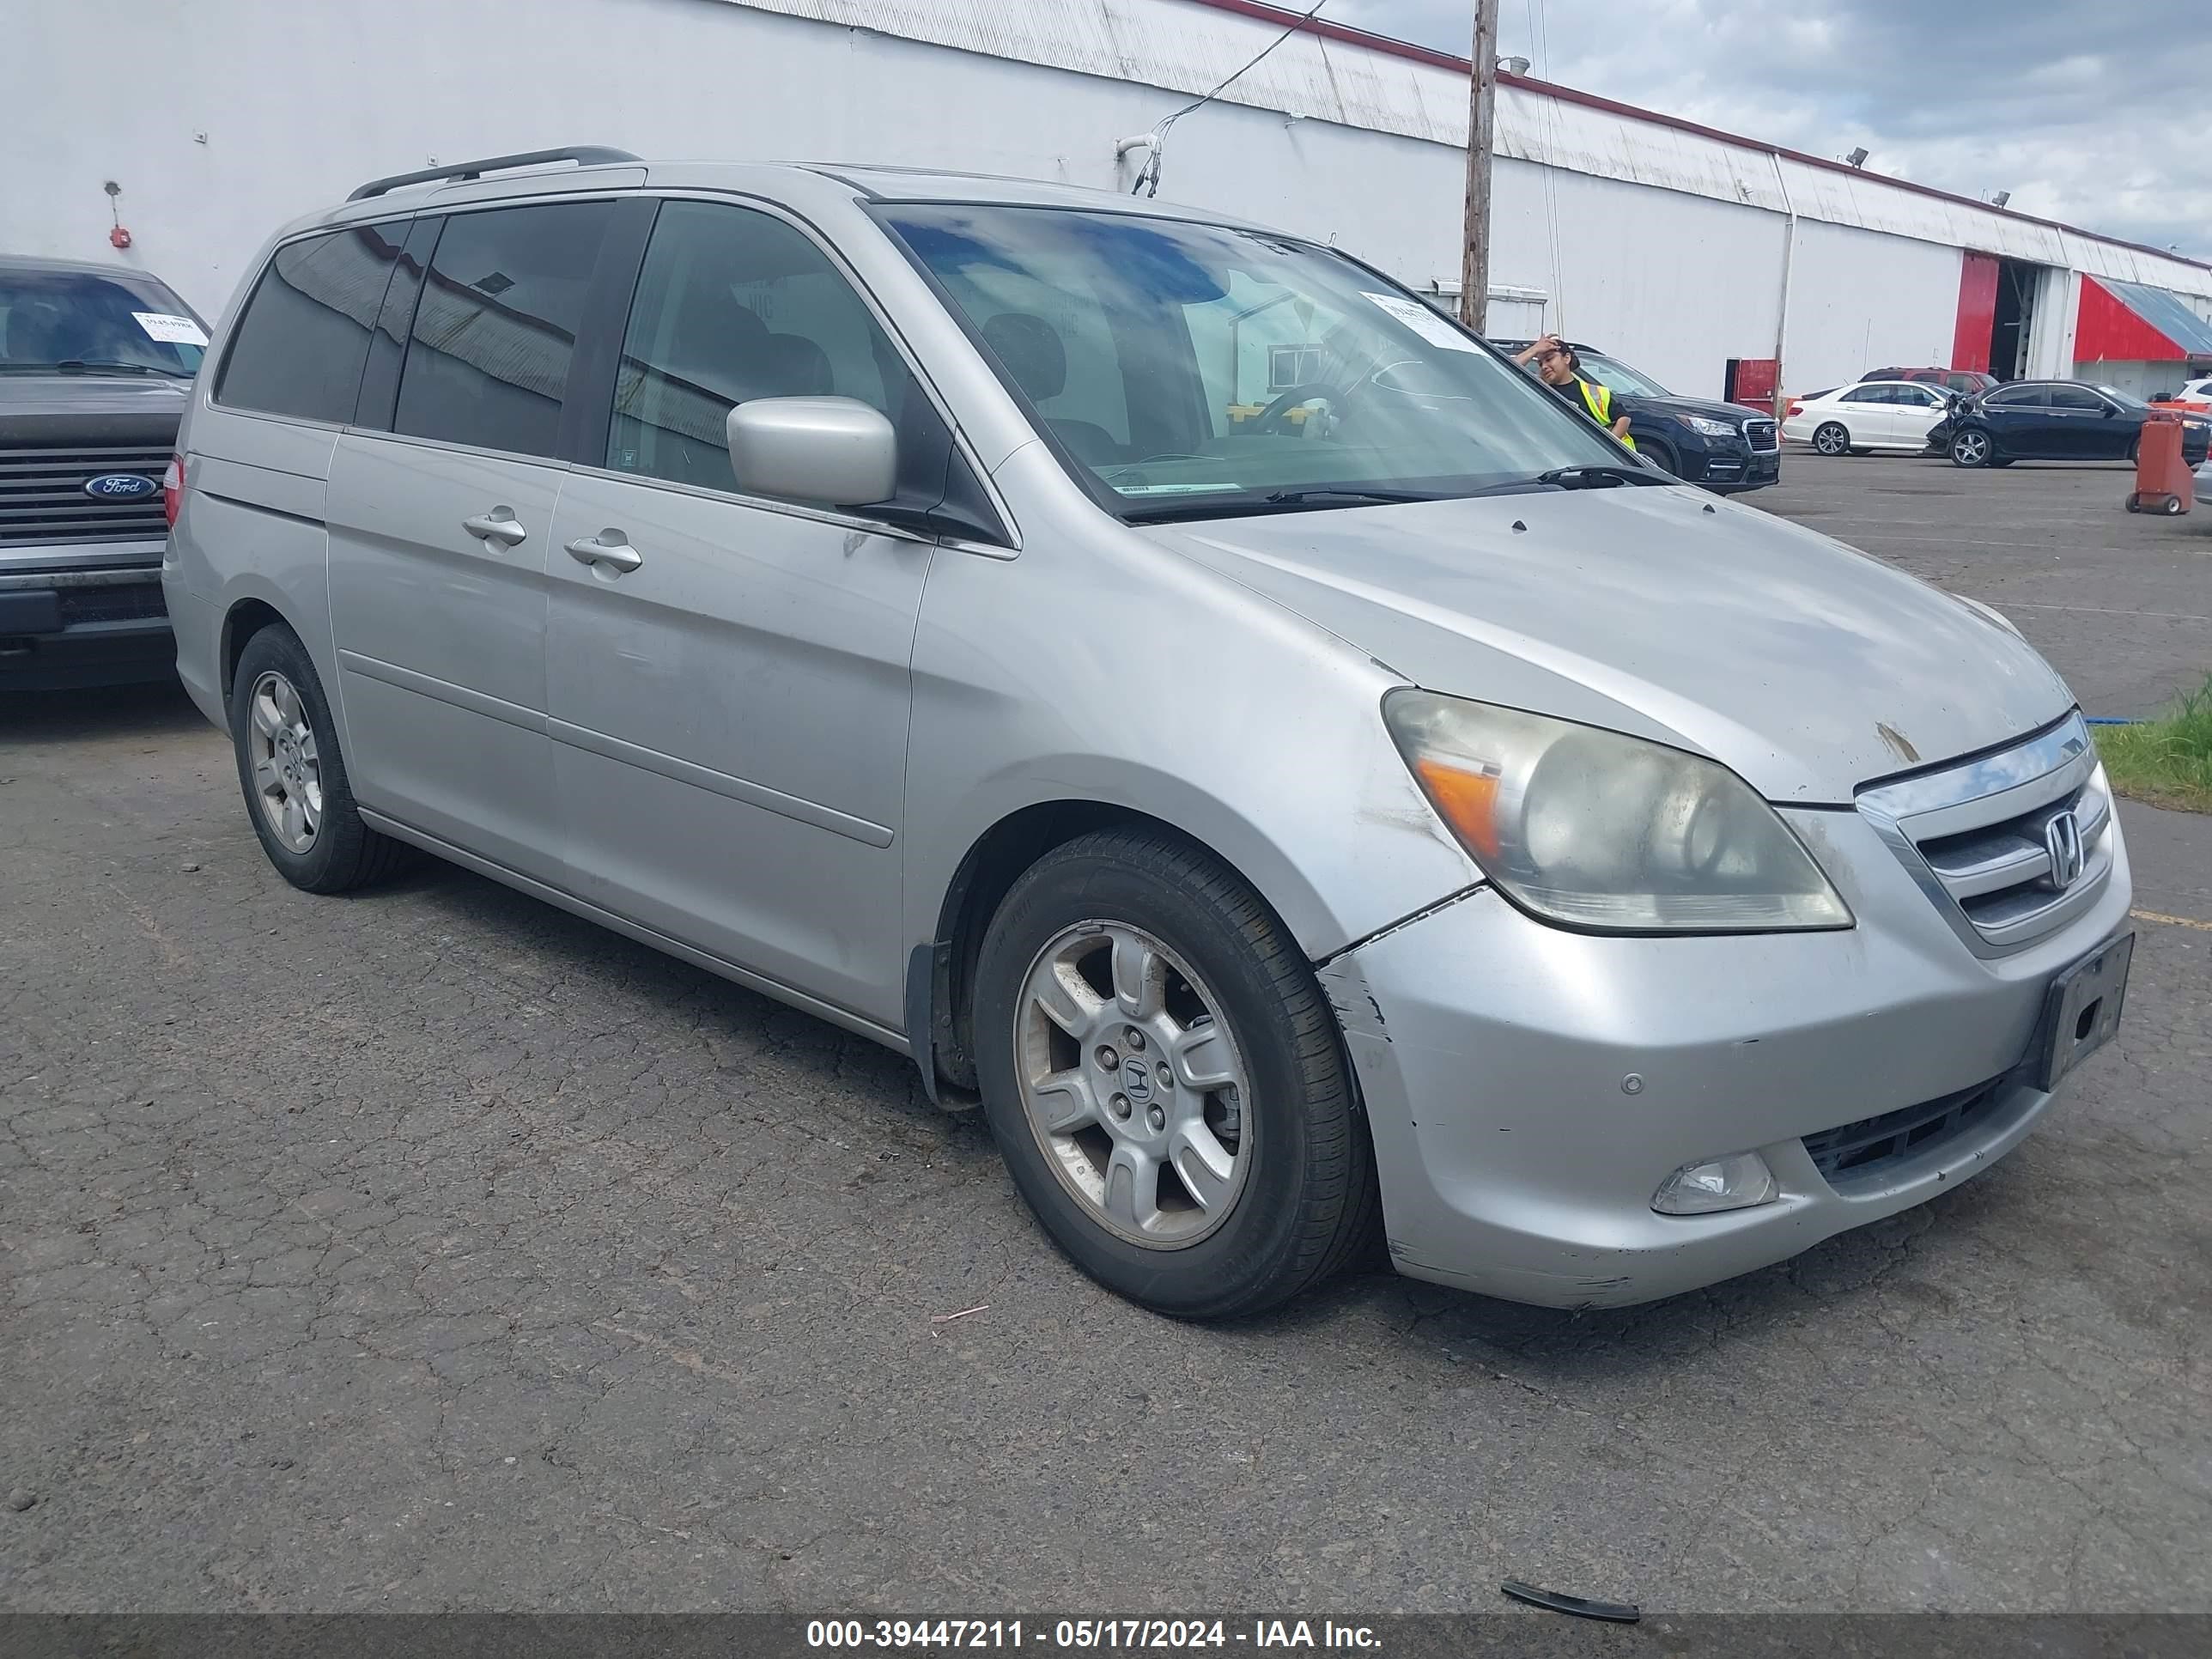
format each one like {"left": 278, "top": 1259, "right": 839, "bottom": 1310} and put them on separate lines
{"left": 463, "top": 507, "right": 528, "bottom": 547}
{"left": 564, "top": 531, "right": 643, "bottom": 574}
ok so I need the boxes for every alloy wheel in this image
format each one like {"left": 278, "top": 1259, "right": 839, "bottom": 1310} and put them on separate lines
{"left": 1014, "top": 921, "right": 1253, "bottom": 1248}
{"left": 246, "top": 670, "right": 323, "bottom": 853}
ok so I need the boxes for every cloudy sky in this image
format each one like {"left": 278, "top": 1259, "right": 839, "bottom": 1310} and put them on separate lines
{"left": 1334, "top": 0, "right": 2212, "bottom": 258}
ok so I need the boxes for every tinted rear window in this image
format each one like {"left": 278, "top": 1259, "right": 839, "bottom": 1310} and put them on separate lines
{"left": 216, "top": 226, "right": 403, "bottom": 422}
{"left": 392, "top": 202, "right": 612, "bottom": 459}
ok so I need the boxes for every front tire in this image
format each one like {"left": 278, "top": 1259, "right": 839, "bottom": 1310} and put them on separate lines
{"left": 1950, "top": 429, "right": 1993, "bottom": 468}
{"left": 228, "top": 623, "right": 408, "bottom": 893}
{"left": 973, "top": 828, "right": 1377, "bottom": 1320}
{"left": 1812, "top": 422, "right": 1850, "bottom": 457}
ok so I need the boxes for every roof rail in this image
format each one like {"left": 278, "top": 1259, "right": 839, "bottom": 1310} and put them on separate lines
{"left": 346, "top": 146, "right": 642, "bottom": 203}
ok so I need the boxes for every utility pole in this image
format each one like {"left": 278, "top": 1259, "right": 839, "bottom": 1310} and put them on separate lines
{"left": 1458, "top": 0, "right": 1501, "bottom": 332}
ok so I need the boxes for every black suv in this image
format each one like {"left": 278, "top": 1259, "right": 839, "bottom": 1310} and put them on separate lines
{"left": 1, "top": 254, "right": 204, "bottom": 688}
{"left": 1495, "top": 340, "right": 1781, "bottom": 493}
{"left": 1927, "top": 380, "right": 2212, "bottom": 469}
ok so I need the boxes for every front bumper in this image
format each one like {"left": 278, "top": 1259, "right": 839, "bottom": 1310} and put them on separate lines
{"left": 1326, "top": 805, "right": 2133, "bottom": 1309}
{"left": 0, "top": 555, "right": 172, "bottom": 689}
{"left": 1675, "top": 440, "right": 1780, "bottom": 494}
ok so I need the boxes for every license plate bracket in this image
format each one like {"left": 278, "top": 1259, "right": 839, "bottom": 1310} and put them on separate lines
{"left": 2034, "top": 931, "right": 2133, "bottom": 1092}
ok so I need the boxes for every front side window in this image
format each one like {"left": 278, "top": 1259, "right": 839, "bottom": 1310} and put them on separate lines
{"left": 607, "top": 199, "right": 913, "bottom": 493}
{"left": 217, "top": 225, "right": 401, "bottom": 422}
{"left": 1, "top": 268, "right": 205, "bottom": 379}
{"left": 1984, "top": 384, "right": 2045, "bottom": 408}
{"left": 392, "top": 201, "right": 613, "bottom": 459}
{"left": 1570, "top": 351, "right": 1672, "bottom": 398}
{"left": 880, "top": 204, "right": 1621, "bottom": 520}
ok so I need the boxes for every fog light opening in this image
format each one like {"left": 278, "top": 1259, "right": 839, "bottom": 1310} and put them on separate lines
{"left": 1652, "top": 1151, "right": 1779, "bottom": 1216}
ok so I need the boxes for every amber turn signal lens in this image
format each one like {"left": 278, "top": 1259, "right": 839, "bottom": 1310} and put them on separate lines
{"left": 1413, "top": 757, "right": 1503, "bottom": 862}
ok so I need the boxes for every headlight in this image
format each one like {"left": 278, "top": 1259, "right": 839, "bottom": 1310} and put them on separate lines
{"left": 1681, "top": 416, "right": 1740, "bottom": 439}
{"left": 1383, "top": 690, "right": 1852, "bottom": 933}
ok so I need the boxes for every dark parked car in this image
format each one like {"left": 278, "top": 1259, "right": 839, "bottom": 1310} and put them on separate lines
{"left": 1864, "top": 365, "right": 1999, "bottom": 397}
{"left": 1, "top": 254, "right": 204, "bottom": 689}
{"left": 1927, "top": 380, "right": 2212, "bottom": 469}
{"left": 1494, "top": 340, "right": 1780, "bottom": 493}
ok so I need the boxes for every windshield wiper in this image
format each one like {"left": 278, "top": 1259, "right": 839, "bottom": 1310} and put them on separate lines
{"left": 1261, "top": 487, "right": 1438, "bottom": 506}
{"left": 0, "top": 359, "right": 194, "bottom": 379}
{"left": 1531, "top": 464, "right": 1667, "bottom": 489}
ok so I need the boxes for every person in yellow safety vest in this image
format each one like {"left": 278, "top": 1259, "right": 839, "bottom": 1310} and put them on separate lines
{"left": 1512, "top": 335, "right": 1637, "bottom": 450}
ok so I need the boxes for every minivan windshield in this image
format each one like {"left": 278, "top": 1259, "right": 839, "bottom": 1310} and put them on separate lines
{"left": 880, "top": 204, "right": 1626, "bottom": 519}
{"left": 0, "top": 269, "right": 206, "bottom": 377}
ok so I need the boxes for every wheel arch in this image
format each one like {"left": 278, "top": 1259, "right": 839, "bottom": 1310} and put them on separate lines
{"left": 220, "top": 593, "right": 295, "bottom": 697}
{"left": 908, "top": 797, "right": 1328, "bottom": 1105}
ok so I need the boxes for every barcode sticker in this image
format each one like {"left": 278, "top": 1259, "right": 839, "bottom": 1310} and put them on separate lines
{"left": 133, "top": 312, "right": 210, "bottom": 346}
{"left": 1360, "top": 292, "right": 1482, "bottom": 353}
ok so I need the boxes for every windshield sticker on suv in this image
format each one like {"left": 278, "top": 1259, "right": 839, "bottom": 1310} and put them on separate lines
{"left": 1359, "top": 292, "right": 1483, "bottom": 354}
{"left": 132, "top": 312, "right": 210, "bottom": 346}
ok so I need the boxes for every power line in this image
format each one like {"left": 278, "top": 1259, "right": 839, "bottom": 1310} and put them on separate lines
{"left": 1131, "top": 0, "right": 1329, "bottom": 196}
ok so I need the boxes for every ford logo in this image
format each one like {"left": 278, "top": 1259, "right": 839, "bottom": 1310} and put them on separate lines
{"left": 83, "top": 472, "right": 159, "bottom": 501}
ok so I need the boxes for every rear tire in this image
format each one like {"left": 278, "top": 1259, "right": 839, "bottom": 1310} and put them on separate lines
{"left": 228, "top": 623, "right": 410, "bottom": 894}
{"left": 1812, "top": 422, "right": 1850, "bottom": 457}
{"left": 972, "top": 828, "right": 1378, "bottom": 1320}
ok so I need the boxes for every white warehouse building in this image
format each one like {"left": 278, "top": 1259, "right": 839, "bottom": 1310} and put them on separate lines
{"left": 11, "top": 0, "right": 2212, "bottom": 403}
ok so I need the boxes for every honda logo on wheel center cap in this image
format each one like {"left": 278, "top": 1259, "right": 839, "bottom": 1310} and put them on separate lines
{"left": 1121, "top": 1059, "right": 1153, "bottom": 1103}
{"left": 2045, "top": 809, "right": 2085, "bottom": 891}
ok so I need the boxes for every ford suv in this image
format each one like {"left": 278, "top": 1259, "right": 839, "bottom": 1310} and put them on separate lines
{"left": 164, "top": 149, "right": 2134, "bottom": 1317}
{"left": 2, "top": 254, "right": 205, "bottom": 688}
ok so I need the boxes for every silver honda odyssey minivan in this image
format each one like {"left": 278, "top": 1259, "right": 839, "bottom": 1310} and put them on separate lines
{"left": 164, "top": 149, "right": 2133, "bottom": 1318}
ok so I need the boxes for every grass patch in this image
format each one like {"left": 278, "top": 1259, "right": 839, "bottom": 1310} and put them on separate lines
{"left": 2099, "top": 674, "right": 2212, "bottom": 812}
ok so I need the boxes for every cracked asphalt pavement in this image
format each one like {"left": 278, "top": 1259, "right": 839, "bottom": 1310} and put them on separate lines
{"left": 3, "top": 457, "right": 2209, "bottom": 1613}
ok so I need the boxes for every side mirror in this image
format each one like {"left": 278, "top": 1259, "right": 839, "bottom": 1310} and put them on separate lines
{"left": 726, "top": 396, "right": 897, "bottom": 508}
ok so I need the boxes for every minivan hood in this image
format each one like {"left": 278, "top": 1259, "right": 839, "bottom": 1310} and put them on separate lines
{"left": 1147, "top": 488, "right": 2071, "bottom": 803}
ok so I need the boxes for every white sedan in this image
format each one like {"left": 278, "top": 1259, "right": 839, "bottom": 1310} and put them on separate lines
{"left": 1783, "top": 380, "right": 1954, "bottom": 455}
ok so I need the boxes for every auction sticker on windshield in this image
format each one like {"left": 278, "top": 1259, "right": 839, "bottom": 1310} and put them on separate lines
{"left": 1360, "top": 292, "right": 1481, "bottom": 353}
{"left": 132, "top": 311, "right": 209, "bottom": 346}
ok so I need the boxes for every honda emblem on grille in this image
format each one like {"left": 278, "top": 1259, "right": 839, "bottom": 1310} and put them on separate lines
{"left": 2044, "top": 809, "right": 2085, "bottom": 891}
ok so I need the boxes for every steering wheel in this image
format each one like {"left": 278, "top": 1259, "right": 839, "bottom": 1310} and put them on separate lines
{"left": 1254, "top": 382, "right": 1354, "bottom": 435}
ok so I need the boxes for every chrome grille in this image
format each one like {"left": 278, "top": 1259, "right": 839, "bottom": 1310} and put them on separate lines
{"left": 1743, "top": 419, "right": 1778, "bottom": 453}
{"left": 1857, "top": 712, "right": 2112, "bottom": 957}
{"left": 0, "top": 444, "right": 170, "bottom": 546}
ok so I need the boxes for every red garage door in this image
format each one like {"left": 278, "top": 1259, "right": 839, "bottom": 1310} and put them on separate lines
{"left": 1952, "top": 252, "right": 1999, "bottom": 373}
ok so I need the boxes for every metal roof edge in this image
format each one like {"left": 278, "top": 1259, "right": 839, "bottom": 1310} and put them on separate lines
{"left": 1182, "top": 0, "right": 2212, "bottom": 277}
